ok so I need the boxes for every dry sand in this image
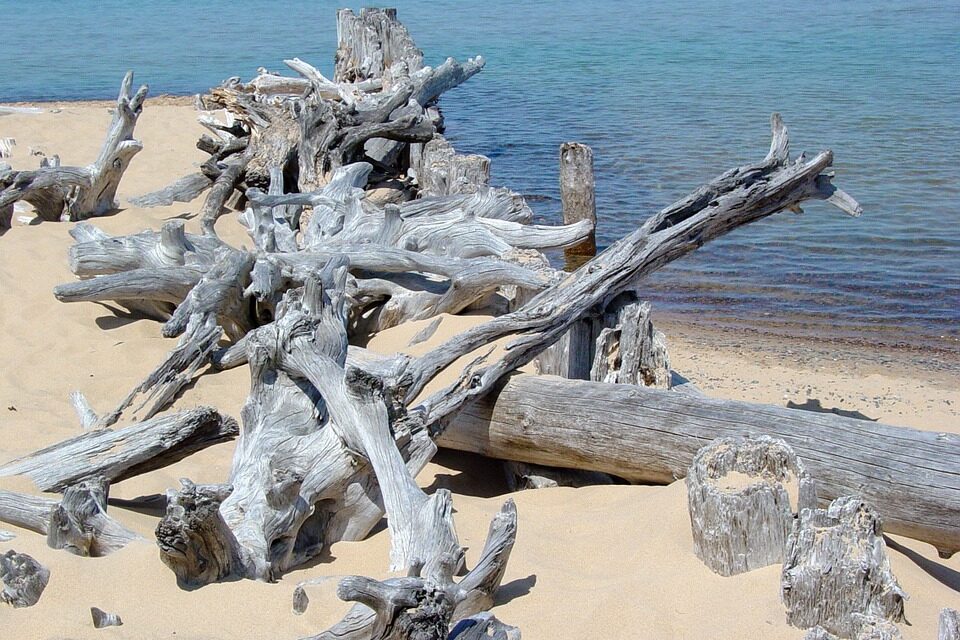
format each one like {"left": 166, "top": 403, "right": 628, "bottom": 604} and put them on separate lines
{"left": 0, "top": 101, "right": 957, "bottom": 639}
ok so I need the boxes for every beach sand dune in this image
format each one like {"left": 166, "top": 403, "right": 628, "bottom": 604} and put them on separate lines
{"left": 0, "top": 102, "right": 956, "bottom": 639}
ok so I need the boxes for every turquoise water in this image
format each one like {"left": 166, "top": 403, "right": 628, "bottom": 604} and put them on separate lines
{"left": 2, "top": 1, "right": 958, "bottom": 352}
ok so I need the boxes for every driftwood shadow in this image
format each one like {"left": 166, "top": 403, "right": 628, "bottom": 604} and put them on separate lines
{"left": 786, "top": 398, "right": 879, "bottom": 422}
{"left": 494, "top": 574, "right": 537, "bottom": 606}
{"left": 421, "top": 449, "right": 511, "bottom": 499}
{"left": 885, "top": 536, "right": 960, "bottom": 592}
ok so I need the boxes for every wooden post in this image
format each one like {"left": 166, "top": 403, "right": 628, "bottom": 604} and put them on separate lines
{"left": 559, "top": 142, "right": 597, "bottom": 269}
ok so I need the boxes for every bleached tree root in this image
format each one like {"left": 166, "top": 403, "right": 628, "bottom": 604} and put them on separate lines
{"left": 781, "top": 496, "right": 907, "bottom": 638}
{"left": 686, "top": 436, "right": 815, "bottom": 576}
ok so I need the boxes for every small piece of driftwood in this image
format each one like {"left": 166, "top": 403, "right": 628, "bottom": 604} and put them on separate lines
{"left": 0, "top": 550, "right": 49, "bottom": 608}
{"left": 941, "top": 609, "right": 960, "bottom": 640}
{"left": 687, "top": 436, "right": 816, "bottom": 576}
{"left": 781, "top": 496, "right": 907, "bottom": 638}
{"left": 91, "top": 607, "right": 123, "bottom": 628}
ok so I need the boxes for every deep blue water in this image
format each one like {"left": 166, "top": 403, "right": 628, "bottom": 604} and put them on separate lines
{"left": 2, "top": 1, "right": 958, "bottom": 351}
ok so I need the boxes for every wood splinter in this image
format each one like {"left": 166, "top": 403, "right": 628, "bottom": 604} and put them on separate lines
{"left": 687, "top": 435, "right": 816, "bottom": 576}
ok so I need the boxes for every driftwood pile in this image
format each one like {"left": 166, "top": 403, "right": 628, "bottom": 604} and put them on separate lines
{"left": 0, "top": 7, "right": 957, "bottom": 640}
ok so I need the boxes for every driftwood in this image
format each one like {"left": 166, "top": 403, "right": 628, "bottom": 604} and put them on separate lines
{"left": 91, "top": 607, "right": 124, "bottom": 628}
{"left": 687, "top": 436, "right": 816, "bottom": 576}
{"left": 0, "top": 479, "right": 140, "bottom": 556}
{"left": 559, "top": 141, "right": 596, "bottom": 265}
{"left": 0, "top": 72, "right": 147, "bottom": 222}
{"left": 781, "top": 496, "right": 907, "bottom": 638}
{"left": 0, "top": 407, "right": 238, "bottom": 492}
{"left": 942, "top": 609, "right": 960, "bottom": 640}
{"left": 441, "top": 373, "right": 960, "bottom": 556}
{"left": 28, "top": 9, "right": 909, "bottom": 640}
{"left": 0, "top": 550, "right": 49, "bottom": 608}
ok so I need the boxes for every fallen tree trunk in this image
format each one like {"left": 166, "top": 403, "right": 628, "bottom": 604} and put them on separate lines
{"left": 440, "top": 373, "right": 960, "bottom": 557}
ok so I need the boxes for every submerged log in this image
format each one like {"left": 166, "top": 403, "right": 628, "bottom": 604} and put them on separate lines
{"left": 0, "top": 550, "right": 49, "bottom": 608}
{"left": 441, "top": 373, "right": 960, "bottom": 555}
{"left": 781, "top": 496, "right": 906, "bottom": 638}
{"left": 687, "top": 436, "right": 815, "bottom": 576}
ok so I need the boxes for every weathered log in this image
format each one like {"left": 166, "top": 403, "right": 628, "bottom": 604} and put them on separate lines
{"left": 0, "top": 72, "right": 147, "bottom": 222}
{"left": 129, "top": 172, "right": 212, "bottom": 207}
{"left": 395, "top": 114, "right": 861, "bottom": 436}
{"left": 439, "top": 373, "right": 960, "bottom": 555}
{"left": 686, "top": 436, "right": 815, "bottom": 576}
{"left": 941, "top": 609, "right": 960, "bottom": 640}
{"left": 781, "top": 496, "right": 907, "bottom": 638}
{"left": 0, "top": 407, "right": 238, "bottom": 492}
{"left": 91, "top": 607, "right": 124, "bottom": 628}
{"left": 559, "top": 142, "right": 597, "bottom": 266}
{"left": 0, "top": 550, "right": 49, "bottom": 608}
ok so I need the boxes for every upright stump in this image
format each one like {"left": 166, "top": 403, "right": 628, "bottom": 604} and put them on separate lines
{"left": 687, "top": 435, "right": 816, "bottom": 576}
{"left": 781, "top": 496, "right": 907, "bottom": 638}
{"left": 559, "top": 142, "right": 596, "bottom": 269}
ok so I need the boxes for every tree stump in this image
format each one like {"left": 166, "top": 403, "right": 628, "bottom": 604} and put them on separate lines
{"left": 781, "top": 496, "right": 907, "bottom": 638}
{"left": 0, "top": 550, "right": 49, "bottom": 608}
{"left": 686, "top": 435, "right": 816, "bottom": 576}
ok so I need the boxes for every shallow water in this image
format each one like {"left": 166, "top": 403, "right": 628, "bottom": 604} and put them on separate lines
{"left": 2, "top": 0, "right": 958, "bottom": 352}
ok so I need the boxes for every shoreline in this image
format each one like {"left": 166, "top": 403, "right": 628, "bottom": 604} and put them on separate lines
{"left": 4, "top": 99, "right": 956, "bottom": 362}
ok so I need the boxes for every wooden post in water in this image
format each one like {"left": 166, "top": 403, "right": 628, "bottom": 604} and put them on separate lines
{"left": 560, "top": 142, "right": 597, "bottom": 270}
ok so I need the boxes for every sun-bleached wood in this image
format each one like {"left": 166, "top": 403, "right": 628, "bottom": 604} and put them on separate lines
{"left": 591, "top": 297, "right": 670, "bottom": 388}
{"left": 559, "top": 142, "right": 596, "bottom": 265}
{"left": 941, "top": 609, "right": 960, "bottom": 640}
{"left": 0, "top": 72, "right": 147, "bottom": 222}
{"left": 91, "top": 607, "right": 124, "bottom": 628}
{"left": 687, "top": 436, "right": 816, "bottom": 576}
{"left": 0, "top": 407, "right": 238, "bottom": 492}
{"left": 0, "top": 550, "right": 49, "bottom": 608}
{"left": 781, "top": 496, "right": 907, "bottom": 638}
{"left": 439, "top": 373, "right": 959, "bottom": 555}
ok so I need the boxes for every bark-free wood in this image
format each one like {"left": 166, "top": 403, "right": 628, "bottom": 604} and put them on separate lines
{"left": 91, "top": 607, "right": 123, "bottom": 628}
{"left": 941, "top": 609, "right": 960, "bottom": 640}
{"left": 46, "top": 477, "right": 141, "bottom": 556}
{"left": 0, "top": 550, "right": 49, "bottom": 608}
{"left": 0, "top": 407, "right": 238, "bottom": 492}
{"left": 559, "top": 142, "right": 596, "bottom": 265}
{"left": 687, "top": 436, "right": 815, "bottom": 576}
{"left": 781, "top": 496, "right": 906, "bottom": 638}
{"left": 0, "top": 72, "right": 147, "bottom": 222}
{"left": 440, "top": 373, "right": 960, "bottom": 555}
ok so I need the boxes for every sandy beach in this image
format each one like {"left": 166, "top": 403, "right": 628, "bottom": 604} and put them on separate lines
{"left": 0, "top": 100, "right": 957, "bottom": 639}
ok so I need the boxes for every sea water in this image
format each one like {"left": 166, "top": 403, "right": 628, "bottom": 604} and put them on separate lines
{"left": 2, "top": 0, "right": 958, "bottom": 353}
